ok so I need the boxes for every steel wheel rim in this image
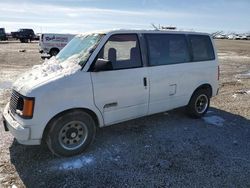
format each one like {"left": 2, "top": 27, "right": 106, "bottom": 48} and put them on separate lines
{"left": 195, "top": 94, "right": 208, "bottom": 114}
{"left": 58, "top": 121, "right": 88, "bottom": 150}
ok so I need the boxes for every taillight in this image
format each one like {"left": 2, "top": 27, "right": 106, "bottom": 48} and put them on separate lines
{"left": 218, "top": 66, "right": 220, "bottom": 80}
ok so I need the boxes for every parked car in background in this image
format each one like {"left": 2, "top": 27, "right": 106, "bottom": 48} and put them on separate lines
{"left": 11, "top": 31, "right": 19, "bottom": 39}
{"left": 33, "top": 34, "right": 40, "bottom": 41}
{"left": 15, "top": 29, "right": 35, "bottom": 43}
{"left": 246, "top": 35, "right": 250, "bottom": 40}
{"left": 0, "top": 28, "right": 7, "bottom": 41}
{"left": 18, "top": 29, "right": 35, "bottom": 42}
{"left": 239, "top": 35, "right": 248, "bottom": 40}
{"left": 3, "top": 29, "right": 219, "bottom": 156}
{"left": 234, "top": 35, "right": 241, "bottom": 40}
{"left": 214, "top": 34, "right": 227, "bottom": 39}
{"left": 227, "top": 35, "right": 235, "bottom": 40}
{"left": 39, "top": 33, "right": 75, "bottom": 57}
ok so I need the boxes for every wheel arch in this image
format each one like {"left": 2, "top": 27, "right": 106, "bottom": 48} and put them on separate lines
{"left": 42, "top": 107, "right": 99, "bottom": 144}
{"left": 49, "top": 47, "right": 60, "bottom": 55}
{"left": 190, "top": 83, "right": 213, "bottom": 101}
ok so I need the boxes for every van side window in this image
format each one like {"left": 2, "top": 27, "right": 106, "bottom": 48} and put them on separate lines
{"left": 189, "top": 35, "right": 215, "bottom": 61}
{"left": 146, "top": 34, "right": 190, "bottom": 66}
{"left": 97, "top": 34, "right": 142, "bottom": 70}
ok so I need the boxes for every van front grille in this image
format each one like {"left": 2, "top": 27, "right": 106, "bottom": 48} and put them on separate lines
{"left": 9, "top": 90, "right": 23, "bottom": 114}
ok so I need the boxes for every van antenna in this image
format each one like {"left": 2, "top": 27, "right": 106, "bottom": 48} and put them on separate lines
{"left": 151, "top": 23, "right": 159, "bottom": 31}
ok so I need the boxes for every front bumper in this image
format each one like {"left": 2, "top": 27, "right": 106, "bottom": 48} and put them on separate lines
{"left": 3, "top": 104, "right": 30, "bottom": 145}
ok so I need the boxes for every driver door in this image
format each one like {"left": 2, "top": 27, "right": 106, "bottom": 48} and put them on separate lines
{"left": 90, "top": 34, "right": 149, "bottom": 125}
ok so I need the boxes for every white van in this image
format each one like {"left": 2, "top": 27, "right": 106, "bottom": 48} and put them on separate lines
{"left": 39, "top": 33, "right": 75, "bottom": 56}
{"left": 3, "top": 30, "right": 219, "bottom": 156}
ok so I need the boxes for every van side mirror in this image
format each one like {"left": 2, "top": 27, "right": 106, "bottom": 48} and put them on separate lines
{"left": 93, "top": 58, "right": 113, "bottom": 72}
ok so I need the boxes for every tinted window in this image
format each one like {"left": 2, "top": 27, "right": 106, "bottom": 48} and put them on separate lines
{"left": 189, "top": 35, "right": 215, "bottom": 61}
{"left": 97, "top": 34, "right": 142, "bottom": 70}
{"left": 146, "top": 34, "right": 190, "bottom": 66}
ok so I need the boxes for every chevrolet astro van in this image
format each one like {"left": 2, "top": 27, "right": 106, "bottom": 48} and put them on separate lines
{"left": 3, "top": 30, "right": 219, "bottom": 156}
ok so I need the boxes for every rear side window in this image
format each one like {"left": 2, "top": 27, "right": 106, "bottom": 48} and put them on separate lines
{"left": 189, "top": 35, "right": 215, "bottom": 61}
{"left": 146, "top": 34, "right": 190, "bottom": 66}
{"left": 97, "top": 34, "right": 142, "bottom": 70}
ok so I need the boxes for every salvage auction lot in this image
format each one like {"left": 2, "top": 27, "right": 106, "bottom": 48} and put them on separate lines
{"left": 0, "top": 40, "right": 250, "bottom": 187}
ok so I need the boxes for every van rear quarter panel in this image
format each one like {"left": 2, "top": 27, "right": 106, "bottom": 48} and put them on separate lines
{"left": 177, "top": 60, "right": 218, "bottom": 102}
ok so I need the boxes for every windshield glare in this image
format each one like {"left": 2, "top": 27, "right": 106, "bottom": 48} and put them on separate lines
{"left": 56, "top": 34, "right": 103, "bottom": 65}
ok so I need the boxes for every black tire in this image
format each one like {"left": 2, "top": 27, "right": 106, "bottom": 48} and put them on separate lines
{"left": 46, "top": 110, "right": 96, "bottom": 157}
{"left": 49, "top": 48, "right": 59, "bottom": 56}
{"left": 186, "top": 89, "right": 210, "bottom": 118}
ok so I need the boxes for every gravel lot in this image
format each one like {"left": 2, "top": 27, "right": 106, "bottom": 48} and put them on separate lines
{"left": 0, "top": 40, "right": 250, "bottom": 188}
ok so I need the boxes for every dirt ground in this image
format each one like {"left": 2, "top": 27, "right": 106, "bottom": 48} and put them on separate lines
{"left": 0, "top": 39, "right": 250, "bottom": 188}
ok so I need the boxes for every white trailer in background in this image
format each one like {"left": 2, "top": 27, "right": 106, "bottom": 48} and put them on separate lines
{"left": 39, "top": 33, "right": 75, "bottom": 57}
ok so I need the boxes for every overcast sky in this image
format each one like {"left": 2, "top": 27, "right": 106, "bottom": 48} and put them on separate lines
{"left": 1, "top": 0, "right": 250, "bottom": 34}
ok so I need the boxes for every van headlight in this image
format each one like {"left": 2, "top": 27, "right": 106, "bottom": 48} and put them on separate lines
{"left": 9, "top": 90, "right": 35, "bottom": 119}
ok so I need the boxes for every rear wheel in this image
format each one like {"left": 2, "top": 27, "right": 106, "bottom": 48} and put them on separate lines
{"left": 186, "top": 89, "right": 210, "bottom": 118}
{"left": 46, "top": 110, "right": 96, "bottom": 157}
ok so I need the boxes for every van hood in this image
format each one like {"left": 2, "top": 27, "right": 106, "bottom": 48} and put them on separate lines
{"left": 13, "top": 57, "right": 81, "bottom": 96}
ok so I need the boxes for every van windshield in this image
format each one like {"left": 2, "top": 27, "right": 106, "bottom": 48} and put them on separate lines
{"left": 56, "top": 33, "right": 103, "bottom": 67}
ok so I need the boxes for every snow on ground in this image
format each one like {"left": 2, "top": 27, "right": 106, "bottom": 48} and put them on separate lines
{"left": 232, "top": 89, "right": 250, "bottom": 98}
{"left": 236, "top": 72, "right": 250, "bottom": 79}
{"left": 203, "top": 115, "right": 225, "bottom": 127}
{"left": 52, "top": 156, "right": 94, "bottom": 171}
{"left": 218, "top": 52, "right": 250, "bottom": 60}
{"left": 232, "top": 94, "right": 238, "bottom": 98}
{"left": 0, "top": 81, "right": 12, "bottom": 90}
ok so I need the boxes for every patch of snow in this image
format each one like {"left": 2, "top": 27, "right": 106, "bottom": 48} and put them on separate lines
{"left": 0, "top": 81, "right": 12, "bottom": 90}
{"left": 219, "top": 56, "right": 250, "bottom": 60}
{"left": 217, "top": 52, "right": 229, "bottom": 56}
{"left": 12, "top": 185, "right": 18, "bottom": 188}
{"left": 203, "top": 115, "right": 225, "bottom": 127}
{"left": 112, "top": 155, "right": 121, "bottom": 162}
{"left": 13, "top": 56, "right": 81, "bottom": 93}
{"left": 236, "top": 72, "right": 250, "bottom": 79}
{"left": 58, "top": 156, "right": 94, "bottom": 170}
{"left": 218, "top": 53, "right": 250, "bottom": 60}
{"left": 232, "top": 94, "right": 237, "bottom": 98}
{"left": 207, "top": 110, "right": 214, "bottom": 114}
{"left": 235, "top": 90, "right": 250, "bottom": 95}
{"left": 21, "top": 55, "right": 80, "bottom": 81}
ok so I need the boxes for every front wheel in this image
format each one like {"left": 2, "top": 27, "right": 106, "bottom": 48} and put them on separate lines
{"left": 186, "top": 89, "right": 210, "bottom": 118}
{"left": 46, "top": 110, "right": 96, "bottom": 157}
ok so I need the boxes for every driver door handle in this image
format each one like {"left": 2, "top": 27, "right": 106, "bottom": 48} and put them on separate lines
{"left": 143, "top": 77, "right": 147, "bottom": 87}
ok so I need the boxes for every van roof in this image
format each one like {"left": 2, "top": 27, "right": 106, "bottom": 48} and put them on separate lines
{"left": 77, "top": 29, "right": 210, "bottom": 36}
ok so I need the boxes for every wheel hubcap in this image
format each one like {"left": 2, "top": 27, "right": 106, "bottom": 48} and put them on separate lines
{"left": 195, "top": 94, "right": 208, "bottom": 114}
{"left": 59, "top": 121, "right": 88, "bottom": 150}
